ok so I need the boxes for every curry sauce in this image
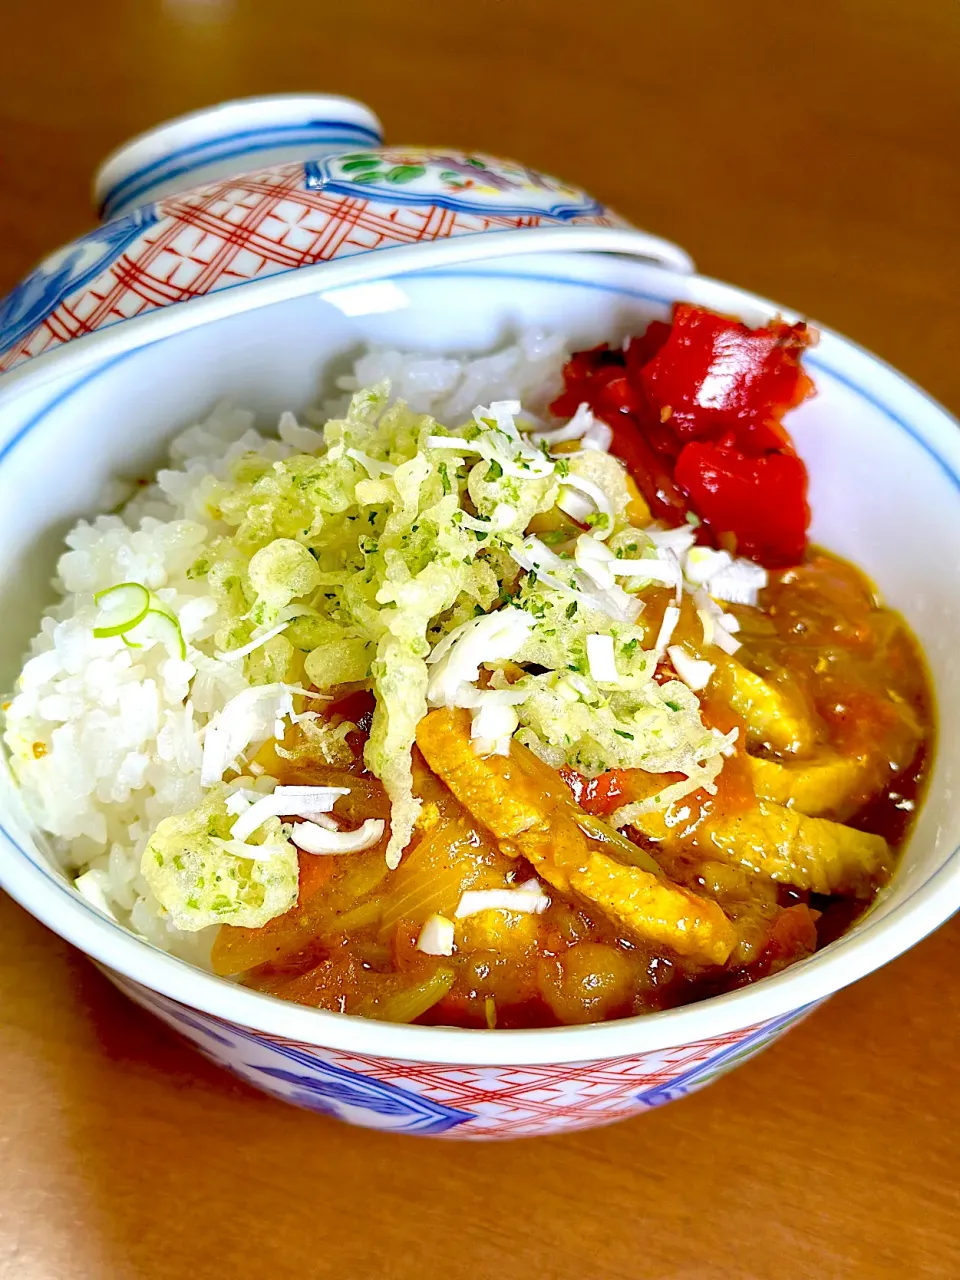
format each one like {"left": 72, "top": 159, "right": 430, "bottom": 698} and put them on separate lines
{"left": 215, "top": 550, "right": 933, "bottom": 1029}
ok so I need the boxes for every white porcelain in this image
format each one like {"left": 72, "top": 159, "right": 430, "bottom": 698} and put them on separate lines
{"left": 0, "top": 249, "right": 957, "bottom": 1136}
{"left": 94, "top": 94, "right": 384, "bottom": 217}
{"left": 0, "top": 94, "right": 693, "bottom": 383}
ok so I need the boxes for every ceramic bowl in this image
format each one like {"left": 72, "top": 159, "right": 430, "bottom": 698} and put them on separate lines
{"left": 0, "top": 93, "right": 691, "bottom": 383}
{"left": 0, "top": 100, "right": 958, "bottom": 1139}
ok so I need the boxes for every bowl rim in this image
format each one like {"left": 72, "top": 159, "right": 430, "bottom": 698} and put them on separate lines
{"left": 1, "top": 252, "right": 958, "bottom": 1067}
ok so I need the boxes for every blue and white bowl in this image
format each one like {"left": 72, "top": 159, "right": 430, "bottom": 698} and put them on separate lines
{"left": 0, "top": 93, "right": 690, "bottom": 382}
{"left": 0, "top": 97, "right": 957, "bottom": 1139}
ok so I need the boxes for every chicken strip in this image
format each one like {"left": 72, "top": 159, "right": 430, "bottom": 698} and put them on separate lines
{"left": 713, "top": 656, "right": 817, "bottom": 755}
{"left": 746, "top": 751, "right": 878, "bottom": 821}
{"left": 694, "top": 800, "right": 889, "bottom": 897}
{"left": 416, "top": 709, "right": 735, "bottom": 966}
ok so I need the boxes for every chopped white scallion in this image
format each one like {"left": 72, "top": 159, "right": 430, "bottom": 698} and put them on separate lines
{"left": 693, "top": 589, "right": 741, "bottom": 654}
{"left": 453, "top": 686, "right": 527, "bottom": 710}
{"left": 516, "top": 876, "right": 546, "bottom": 893}
{"left": 667, "top": 645, "right": 714, "bottom": 692}
{"left": 586, "top": 633, "right": 618, "bottom": 683}
{"left": 621, "top": 556, "right": 683, "bottom": 588}
{"left": 277, "top": 410, "right": 325, "bottom": 453}
{"left": 574, "top": 534, "right": 617, "bottom": 590}
{"left": 306, "top": 812, "right": 339, "bottom": 831}
{"left": 224, "top": 787, "right": 265, "bottom": 817}
{"left": 512, "top": 536, "right": 641, "bottom": 624}
{"left": 696, "top": 605, "right": 715, "bottom": 648}
{"left": 579, "top": 418, "right": 614, "bottom": 452}
{"left": 291, "top": 818, "right": 385, "bottom": 855}
{"left": 425, "top": 617, "right": 470, "bottom": 666}
{"left": 486, "top": 399, "right": 523, "bottom": 438}
{"left": 685, "top": 547, "right": 734, "bottom": 585}
{"left": 470, "top": 700, "right": 520, "bottom": 757}
{"left": 655, "top": 604, "right": 681, "bottom": 654}
{"left": 558, "top": 474, "right": 614, "bottom": 539}
{"left": 720, "top": 612, "right": 740, "bottom": 633}
{"left": 646, "top": 525, "right": 698, "bottom": 557}
{"left": 454, "top": 883, "right": 551, "bottom": 919}
{"left": 556, "top": 486, "right": 595, "bottom": 523}
{"left": 416, "top": 913, "right": 456, "bottom": 957}
{"left": 707, "top": 559, "right": 769, "bottom": 607}
{"left": 712, "top": 624, "right": 741, "bottom": 655}
{"left": 458, "top": 502, "right": 518, "bottom": 533}
{"left": 230, "top": 785, "right": 350, "bottom": 842}
{"left": 488, "top": 446, "right": 555, "bottom": 481}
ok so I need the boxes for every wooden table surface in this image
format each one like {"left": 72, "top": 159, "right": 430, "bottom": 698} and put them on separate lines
{"left": 1, "top": 3, "right": 959, "bottom": 1277}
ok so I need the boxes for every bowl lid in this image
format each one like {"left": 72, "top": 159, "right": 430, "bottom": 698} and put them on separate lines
{"left": 0, "top": 95, "right": 694, "bottom": 383}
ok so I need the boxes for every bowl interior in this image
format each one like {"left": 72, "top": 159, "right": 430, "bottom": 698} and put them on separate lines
{"left": 0, "top": 249, "right": 957, "bottom": 1061}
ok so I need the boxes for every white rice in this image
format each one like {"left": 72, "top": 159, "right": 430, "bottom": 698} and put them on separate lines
{"left": 2, "top": 333, "right": 570, "bottom": 961}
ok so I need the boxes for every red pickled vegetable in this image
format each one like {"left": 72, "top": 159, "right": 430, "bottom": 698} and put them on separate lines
{"left": 635, "top": 304, "right": 813, "bottom": 452}
{"left": 551, "top": 304, "right": 815, "bottom": 566}
{"left": 674, "top": 442, "right": 810, "bottom": 567}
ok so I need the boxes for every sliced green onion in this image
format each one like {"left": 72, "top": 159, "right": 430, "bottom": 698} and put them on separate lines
{"left": 126, "top": 608, "right": 187, "bottom": 660}
{"left": 92, "top": 583, "right": 150, "bottom": 638}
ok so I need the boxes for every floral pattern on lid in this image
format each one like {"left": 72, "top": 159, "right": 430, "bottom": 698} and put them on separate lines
{"left": 306, "top": 147, "right": 607, "bottom": 218}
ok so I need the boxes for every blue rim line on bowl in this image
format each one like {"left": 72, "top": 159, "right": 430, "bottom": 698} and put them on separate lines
{"left": 1, "top": 262, "right": 957, "bottom": 1067}
{"left": 99, "top": 121, "right": 384, "bottom": 219}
